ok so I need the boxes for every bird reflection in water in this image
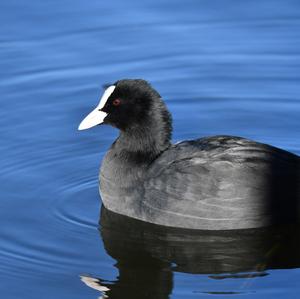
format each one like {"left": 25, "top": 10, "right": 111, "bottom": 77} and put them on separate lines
{"left": 80, "top": 206, "right": 300, "bottom": 298}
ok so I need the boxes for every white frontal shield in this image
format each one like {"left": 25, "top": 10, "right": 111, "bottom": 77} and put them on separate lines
{"left": 78, "top": 85, "right": 116, "bottom": 130}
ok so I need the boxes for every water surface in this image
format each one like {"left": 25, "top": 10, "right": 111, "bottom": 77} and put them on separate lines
{"left": 0, "top": 1, "right": 300, "bottom": 298}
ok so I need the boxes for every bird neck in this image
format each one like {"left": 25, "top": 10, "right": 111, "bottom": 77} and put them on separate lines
{"left": 113, "top": 104, "right": 172, "bottom": 164}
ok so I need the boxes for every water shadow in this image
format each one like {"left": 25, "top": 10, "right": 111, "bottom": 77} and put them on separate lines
{"left": 80, "top": 205, "right": 300, "bottom": 298}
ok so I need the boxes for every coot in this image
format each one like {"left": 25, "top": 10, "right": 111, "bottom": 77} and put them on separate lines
{"left": 79, "top": 79, "right": 299, "bottom": 230}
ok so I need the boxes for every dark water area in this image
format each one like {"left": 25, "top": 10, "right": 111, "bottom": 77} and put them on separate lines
{"left": 0, "top": 0, "right": 300, "bottom": 298}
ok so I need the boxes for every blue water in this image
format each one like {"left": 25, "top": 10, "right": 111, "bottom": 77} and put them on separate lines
{"left": 1, "top": 0, "right": 300, "bottom": 298}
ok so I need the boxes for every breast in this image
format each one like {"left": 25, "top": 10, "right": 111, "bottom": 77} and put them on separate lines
{"left": 99, "top": 148, "right": 148, "bottom": 221}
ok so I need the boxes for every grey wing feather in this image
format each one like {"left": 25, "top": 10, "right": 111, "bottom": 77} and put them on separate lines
{"left": 143, "top": 136, "right": 299, "bottom": 229}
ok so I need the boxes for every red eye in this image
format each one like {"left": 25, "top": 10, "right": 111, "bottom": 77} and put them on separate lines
{"left": 112, "top": 98, "right": 121, "bottom": 106}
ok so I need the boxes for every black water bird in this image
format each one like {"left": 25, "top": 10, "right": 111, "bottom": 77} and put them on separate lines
{"left": 78, "top": 79, "right": 299, "bottom": 230}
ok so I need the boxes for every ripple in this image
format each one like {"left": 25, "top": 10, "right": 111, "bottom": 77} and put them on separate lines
{"left": 52, "top": 177, "right": 100, "bottom": 230}
{"left": 199, "top": 290, "right": 255, "bottom": 295}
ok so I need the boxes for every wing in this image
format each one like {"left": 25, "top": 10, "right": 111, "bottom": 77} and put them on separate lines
{"left": 142, "top": 136, "right": 299, "bottom": 229}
